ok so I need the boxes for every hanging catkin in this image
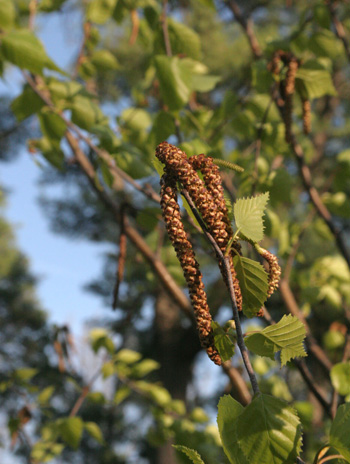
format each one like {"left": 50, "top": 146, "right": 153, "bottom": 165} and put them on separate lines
{"left": 156, "top": 142, "right": 243, "bottom": 365}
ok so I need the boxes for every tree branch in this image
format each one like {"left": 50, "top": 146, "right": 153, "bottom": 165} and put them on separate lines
{"left": 225, "top": 0, "right": 262, "bottom": 59}
{"left": 327, "top": 0, "right": 350, "bottom": 63}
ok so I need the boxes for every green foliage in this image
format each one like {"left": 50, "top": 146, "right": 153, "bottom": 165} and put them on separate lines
{"left": 245, "top": 315, "right": 307, "bottom": 366}
{"left": 233, "top": 192, "right": 269, "bottom": 243}
{"left": 330, "top": 363, "right": 350, "bottom": 396}
{"left": 330, "top": 403, "right": 350, "bottom": 462}
{"left": 1, "top": 30, "right": 63, "bottom": 75}
{"left": 0, "top": 0, "right": 16, "bottom": 30}
{"left": 173, "top": 445, "right": 205, "bottom": 464}
{"left": 211, "top": 321, "right": 235, "bottom": 362}
{"left": 233, "top": 256, "right": 269, "bottom": 317}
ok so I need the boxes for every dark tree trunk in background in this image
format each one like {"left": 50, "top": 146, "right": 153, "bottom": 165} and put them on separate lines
{"left": 153, "top": 289, "right": 202, "bottom": 464}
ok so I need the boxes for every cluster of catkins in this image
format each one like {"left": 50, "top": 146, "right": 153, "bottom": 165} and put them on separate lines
{"left": 156, "top": 142, "right": 280, "bottom": 365}
{"left": 269, "top": 50, "right": 311, "bottom": 140}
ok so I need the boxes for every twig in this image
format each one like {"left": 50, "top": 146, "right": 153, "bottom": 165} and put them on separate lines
{"left": 160, "top": 0, "right": 172, "bottom": 57}
{"left": 252, "top": 93, "right": 275, "bottom": 194}
{"left": 73, "top": 21, "right": 91, "bottom": 79}
{"left": 28, "top": 0, "right": 38, "bottom": 30}
{"left": 225, "top": 0, "right": 262, "bottom": 59}
{"left": 65, "top": 132, "right": 194, "bottom": 319}
{"left": 327, "top": 0, "right": 350, "bottom": 63}
{"left": 274, "top": 96, "right": 350, "bottom": 270}
{"left": 22, "top": 72, "right": 161, "bottom": 204}
{"left": 129, "top": 10, "right": 140, "bottom": 45}
{"left": 112, "top": 205, "right": 127, "bottom": 310}
{"left": 181, "top": 189, "right": 260, "bottom": 395}
{"left": 222, "top": 360, "right": 252, "bottom": 405}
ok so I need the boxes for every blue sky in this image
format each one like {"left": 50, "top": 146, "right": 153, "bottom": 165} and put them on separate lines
{"left": 0, "top": 9, "right": 112, "bottom": 334}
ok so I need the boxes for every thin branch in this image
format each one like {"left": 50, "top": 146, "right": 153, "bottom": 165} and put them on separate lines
{"left": 181, "top": 188, "right": 260, "bottom": 395}
{"left": 222, "top": 360, "right": 252, "bottom": 405}
{"left": 225, "top": 0, "right": 262, "bottom": 59}
{"left": 73, "top": 21, "right": 91, "bottom": 79}
{"left": 327, "top": 0, "right": 350, "bottom": 63}
{"left": 28, "top": 0, "right": 38, "bottom": 30}
{"left": 160, "top": 0, "right": 172, "bottom": 57}
{"left": 65, "top": 132, "right": 194, "bottom": 319}
{"left": 274, "top": 97, "right": 350, "bottom": 270}
{"left": 112, "top": 204, "right": 127, "bottom": 310}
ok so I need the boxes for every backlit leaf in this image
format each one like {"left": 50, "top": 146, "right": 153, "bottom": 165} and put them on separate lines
{"left": 330, "top": 403, "right": 350, "bottom": 462}
{"left": 245, "top": 314, "right": 307, "bottom": 365}
{"left": 173, "top": 445, "right": 205, "bottom": 464}
{"left": 233, "top": 192, "right": 269, "bottom": 243}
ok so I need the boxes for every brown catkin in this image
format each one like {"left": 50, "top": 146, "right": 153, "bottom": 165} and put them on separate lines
{"left": 284, "top": 57, "right": 299, "bottom": 143}
{"left": 257, "top": 246, "right": 281, "bottom": 297}
{"left": 160, "top": 173, "right": 222, "bottom": 365}
{"left": 156, "top": 142, "right": 242, "bottom": 312}
{"left": 302, "top": 98, "right": 311, "bottom": 134}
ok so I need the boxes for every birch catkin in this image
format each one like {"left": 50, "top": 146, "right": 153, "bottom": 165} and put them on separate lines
{"left": 156, "top": 142, "right": 243, "bottom": 365}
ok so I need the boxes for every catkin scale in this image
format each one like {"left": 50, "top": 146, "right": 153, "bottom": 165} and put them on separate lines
{"left": 284, "top": 57, "right": 299, "bottom": 143}
{"left": 302, "top": 98, "right": 311, "bottom": 135}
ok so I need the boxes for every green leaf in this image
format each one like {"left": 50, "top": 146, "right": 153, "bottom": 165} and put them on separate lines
{"left": 233, "top": 192, "right": 269, "bottom": 243}
{"left": 101, "top": 360, "right": 115, "bottom": 378}
{"left": 154, "top": 55, "right": 192, "bottom": 111}
{"left": 173, "top": 445, "right": 205, "bottom": 464}
{"left": 330, "top": 403, "right": 350, "bottom": 462}
{"left": 245, "top": 314, "right": 307, "bottom": 365}
{"left": 70, "top": 95, "right": 108, "bottom": 130}
{"left": 89, "top": 328, "right": 114, "bottom": 354}
{"left": 120, "top": 108, "right": 152, "bottom": 132}
{"left": 0, "top": 0, "right": 16, "bottom": 30}
{"left": 236, "top": 394, "right": 302, "bottom": 464}
{"left": 130, "top": 359, "right": 160, "bottom": 378}
{"left": 211, "top": 321, "right": 235, "bottom": 362}
{"left": 86, "top": 0, "right": 117, "bottom": 24}
{"left": 166, "top": 19, "right": 202, "bottom": 60}
{"left": 217, "top": 395, "right": 248, "bottom": 464}
{"left": 134, "top": 381, "right": 172, "bottom": 407}
{"left": 114, "top": 385, "right": 131, "bottom": 405}
{"left": 38, "top": 386, "right": 55, "bottom": 405}
{"left": 31, "top": 137, "right": 65, "bottom": 169}
{"left": 59, "top": 417, "right": 84, "bottom": 449}
{"left": 90, "top": 49, "right": 119, "bottom": 70}
{"left": 296, "top": 61, "right": 337, "bottom": 100}
{"left": 190, "top": 407, "right": 209, "bottom": 423}
{"left": 31, "top": 442, "right": 64, "bottom": 462}
{"left": 14, "top": 368, "right": 38, "bottom": 381}
{"left": 115, "top": 349, "right": 142, "bottom": 364}
{"left": 179, "top": 59, "right": 221, "bottom": 92}
{"left": 85, "top": 422, "right": 105, "bottom": 445}
{"left": 149, "top": 111, "right": 175, "bottom": 146}
{"left": 1, "top": 30, "right": 63, "bottom": 75}
{"left": 233, "top": 256, "right": 269, "bottom": 317}
{"left": 11, "top": 85, "right": 44, "bottom": 121}
{"left": 193, "top": 0, "right": 215, "bottom": 10}
{"left": 331, "top": 363, "right": 350, "bottom": 396}
{"left": 47, "top": 78, "right": 82, "bottom": 103}
{"left": 38, "top": 111, "right": 67, "bottom": 140}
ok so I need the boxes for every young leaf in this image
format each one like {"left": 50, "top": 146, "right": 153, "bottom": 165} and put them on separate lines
{"left": 1, "top": 30, "right": 63, "bottom": 75}
{"left": 236, "top": 394, "right": 302, "bottom": 464}
{"left": 217, "top": 395, "right": 248, "bottom": 464}
{"left": 0, "top": 0, "right": 16, "bottom": 30}
{"left": 38, "top": 386, "right": 55, "bottom": 405}
{"left": 233, "top": 192, "right": 269, "bottom": 243}
{"left": 84, "top": 422, "right": 105, "bottom": 445}
{"left": 86, "top": 0, "right": 117, "bottom": 24}
{"left": 245, "top": 314, "right": 307, "bottom": 365}
{"left": 211, "top": 321, "right": 235, "bottom": 362}
{"left": 173, "top": 445, "right": 205, "bottom": 464}
{"left": 154, "top": 55, "right": 192, "bottom": 111}
{"left": 330, "top": 362, "right": 350, "bottom": 397}
{"left": 114, "top": 349, "right": 142, "bottom": 364}
{"left": 330, "top": 403, "right": 350, "bottom": 462}
{"left": 296, "top": 61, "right": 337, "bottom": 100}
{"left": 59, "top": 417, "right": 84, "bottom": 449}
{"left": 233, "top": 256, "right": 269, "bottom": 318}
